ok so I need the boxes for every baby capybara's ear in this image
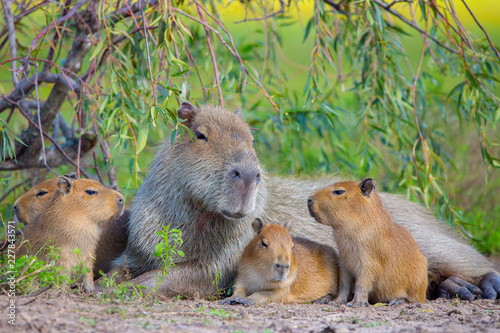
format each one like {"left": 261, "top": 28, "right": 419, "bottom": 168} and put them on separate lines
{"left": 178, "top": 101, "right": 199, "bottom": 128}
{"left": 252, "top": 218, "right": 267, "bottom": 234}
{"left": 360, "top": 178, "right": 375, "bottom": 197}
{"left": 284, "top": 220, "right": 293, "bottom": 232}
{"left": 57, "top": 176, "right": 74, "bottom": 196}
{"left": 63, "top": 172, "right": 78, "bottom": 179}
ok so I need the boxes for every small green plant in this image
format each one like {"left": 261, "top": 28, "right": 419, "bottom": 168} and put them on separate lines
{"left": 149, "top": 224, "right": 184, "bottom": 296}
{"left": 0, "top": 244, "right": 90, "bottom": 295}
{"left": 364, "top": 321, "right": 389, "bottom": 327}
{"left": 80, "top": 316, "right": 96, "bottom": 326}
{"left": 209, "top": 308, "right": 230, "bottom": 318}
{"left": 97, "top": 271, "right": 145, "bottom": 302}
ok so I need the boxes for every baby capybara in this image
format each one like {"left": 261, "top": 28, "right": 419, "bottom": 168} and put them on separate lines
{"left": 15, "top": 175, "right": 125, "bottom": 291}
{"left": 308, "top": 178, "right": 428, "bottom": 306}
{"left": 221, "top": 218, "right": 338, "bottom": 305}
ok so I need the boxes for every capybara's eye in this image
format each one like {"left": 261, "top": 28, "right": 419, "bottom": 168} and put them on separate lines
{"left": 261, "top": 240, "right": 268, "bottom": 248}
{"left": 36, "top": 190, "right": 48, "bottom": 197}
{"left": 195, "top": 131, "right": 208, "bottom": 142}
{"left": 332, "top": 190, "right": 345, "bottom": 195}
{"left": 85, "top": 190, "right": 98, "bottom": 196}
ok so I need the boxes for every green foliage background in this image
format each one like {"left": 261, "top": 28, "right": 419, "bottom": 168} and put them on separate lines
{"left": 0, "top": 0, "right": 499, "bottom": 254}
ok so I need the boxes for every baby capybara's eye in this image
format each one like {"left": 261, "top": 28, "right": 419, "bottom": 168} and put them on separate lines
{"left": 36, "top": 190, "right": 48, "bottom": 197}
{"left": 85, "top": 190, "right": 98, "bottom": 196}
{"left": 332, "top": 190, "right": 345, "bottom": 195}
{"left": 195, "top": 131, "right": 208, "bottom": 142}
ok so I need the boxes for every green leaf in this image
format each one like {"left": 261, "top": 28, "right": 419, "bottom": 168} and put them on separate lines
{"left": 137, "top": 122, "right": 149, "bottom": 154}
{"left": 90, "top": 39, "right": 105, "bottom": 60}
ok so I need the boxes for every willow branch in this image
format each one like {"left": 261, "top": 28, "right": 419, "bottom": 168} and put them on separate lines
{"left": 196, "top": 4, "right": 224, "bottom": 107}
{"left": 460, "top": 0, "right": 500, "bottom": 63}
{"left": 371, "top": 0, "right": 459, "bottom": 54}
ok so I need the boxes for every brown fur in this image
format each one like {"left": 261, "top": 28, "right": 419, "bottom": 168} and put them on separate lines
{"left": 225, "top": 218, "right": 338, "bottom": 305}
{"left": 308, "top": 179, "right": 428, "bottom": 305}
{"left": 13, "top": 175, "right": 129, "bottom": 279}
{"left": 13, "top": 174, "right": 77, "bottom": 224}
{"left": 111, "top": 102, "right": 496, "bottom": 299}
{"left": 15, "top": 176, "right": 124, "bottom": 290}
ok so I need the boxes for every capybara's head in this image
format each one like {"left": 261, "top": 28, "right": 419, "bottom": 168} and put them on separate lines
{"left": 14, "top": 173, "right": 78, "bottom": 224}
{"left": 242, "top": 218, "right": 296, "bottom": 282}
{"left": 47, "top": 175, "right": 125, "bottom": 225}
{"left": 174, "top": 102, "right": 261, "bottom": 220}
{"left": 308, "top": 178, "right": 380, "bottom": 228}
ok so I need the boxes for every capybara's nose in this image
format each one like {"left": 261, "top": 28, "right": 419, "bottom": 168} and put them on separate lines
{"left": 275, "top": 263, "right": 290, "bottom": 270}
{"left": 229, "top": 168, "right": 241, "bottom": 181}
{"left": 229, "top": 167, "right": 260, "bottom": 186}
{"left": 13, "top": 204, "right": 18, "bottom": 212}
{"left": 118, "top": 198, "right": 124, "bottom": 206}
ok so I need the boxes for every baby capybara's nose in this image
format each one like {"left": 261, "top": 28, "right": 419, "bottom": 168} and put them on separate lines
{"left": 118, "top": 198, "right": 124, "bottom": 206}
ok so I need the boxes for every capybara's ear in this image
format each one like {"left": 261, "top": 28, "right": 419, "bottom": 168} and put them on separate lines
{"left": 234, "top": 107, "right": 243, "bottom": 118}
{"left": 360, "top": 178, "right": 375, "bottom": 197}
{"left": 57, "top": 176, "right": 73, "bottom": 196}
{"left": 64, "top": 172, "right": 78, "bottom": 179}
{"left": 252, "top": 218, "right": 267, "bottom": 234}
{"left": 178, "top": 101, "right": 199, "bottom": 128}
{"left": 284, "top": 220, "right": 293, "bottom": 232}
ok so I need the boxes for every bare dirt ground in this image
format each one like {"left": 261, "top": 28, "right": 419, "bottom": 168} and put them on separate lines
{"left": 3, "top": 293, "right": 500, "bottom": 333}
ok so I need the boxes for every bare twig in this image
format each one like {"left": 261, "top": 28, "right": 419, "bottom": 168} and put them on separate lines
{"left": 411, "top": 2, "right": 430, "bottom": 168}
{"left": 139, "top": 0, "right": 157, "bottom": 106}
{"left": 178, "top": 30, "right": 208, "bottom": 103}
{"left": 1, "top": 0, "right": 19, "bottom": 85}
{"left": 386, "top": 0, "right": 412, "bottom": 10}
{"left": 371, "top": 0, "right": 458, "bottom": 54}
{"left": 196, "top": 4, "right": 224, "bottom": 107}
{"left": 323, "top": 0, "right": 343, "bottom": 12}
{"left": 92, "top": 151, "right": 104, "bottom": 184}
{"left": 235, "top": 0, "right": 285, "bottom": 24}
{"left": 460, "top": 0, "right": 500, "bottom": 63}
{"left": 100, "top": 140, "right": 118, "bottom": 190}
{"left": 35, "top": 64, "right": 58, "bottom": 176}
{"left": 0, "top": 179, "right": 28, "bottom": 204}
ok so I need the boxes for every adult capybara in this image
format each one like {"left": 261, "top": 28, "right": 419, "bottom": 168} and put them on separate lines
{"left": 111, "top": 102, "right": 500, "bottom": 300}
{"left": 308, "top": 178, "right": 427, "bottom": 306}
{"left": 13, "top": 173, "right": 129, "bottom": 280}
{"left": 16, "top": 175, "right": 125, "bottom": 290}
{"left": 221, "top": 218, "right": 338, "bottom": 305}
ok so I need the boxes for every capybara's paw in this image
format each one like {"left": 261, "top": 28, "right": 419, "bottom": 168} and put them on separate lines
{"left": 333, "top": 296, "right": 347, "bottom": 305}
{"left": 220, "top": 297, "right": 254, "bottom": 306}
{"left": 313, "top": 295, "right": 334, "bottom": 304}
{"left": 478, "top": 272, "right": 500, "bottom": 300}
{"left": 388, "top": 298, "right": 405, "bottom": 306}
{"left": 438, "top": 276, "right": 481, "bottom": 301}
{"left": 347, "top": 300, "right": 369, "bottom": 307}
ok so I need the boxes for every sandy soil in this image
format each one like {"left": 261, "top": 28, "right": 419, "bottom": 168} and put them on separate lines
{"left": 3, "top": 293, "right": 500, "bottom": 333}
